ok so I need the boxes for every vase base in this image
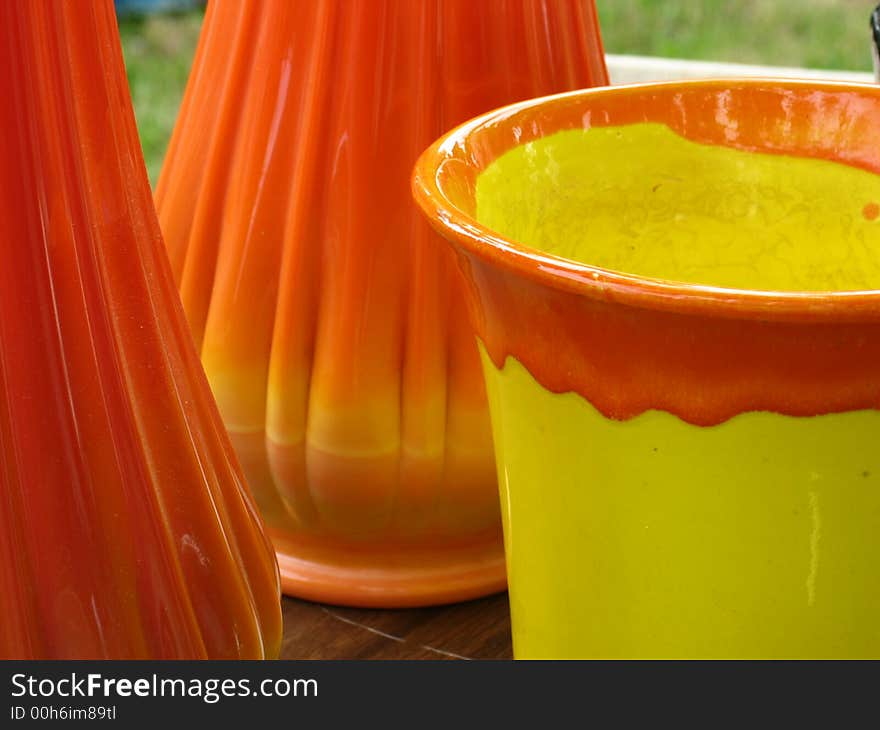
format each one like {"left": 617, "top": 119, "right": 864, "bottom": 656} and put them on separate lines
{"left": 268, "top": 528, "right": 507, "bottom": 608}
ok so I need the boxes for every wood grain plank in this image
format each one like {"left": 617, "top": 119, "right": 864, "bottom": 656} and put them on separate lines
{"left": 279, "top": 594, "right": 512, "bottom": 660}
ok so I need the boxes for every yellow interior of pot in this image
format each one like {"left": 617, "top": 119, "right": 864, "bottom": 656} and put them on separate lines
{"left": 476, "top": 122, "right": 880, "bottom": 291}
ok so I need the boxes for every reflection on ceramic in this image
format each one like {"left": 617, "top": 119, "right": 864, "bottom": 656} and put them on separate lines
{"left": 0, "top": 0, "right": 281, "bottom": 659}
{"left": 156, "top": 0, "right": 608, "bottom": 606}
{"left": 413, "top": 79, "right": 880, "bottom": 657}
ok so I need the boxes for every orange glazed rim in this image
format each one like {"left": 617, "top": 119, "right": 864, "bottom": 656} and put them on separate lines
{"left": 412, "top": 77, "right": 880, "bottom": 324}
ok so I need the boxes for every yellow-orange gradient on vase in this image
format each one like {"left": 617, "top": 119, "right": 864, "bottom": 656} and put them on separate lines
{"left": 156, "top": 0, "right": 608, "bottom": 606}
{"left": 0, "top": 0, "right": 281, "bottom": 658}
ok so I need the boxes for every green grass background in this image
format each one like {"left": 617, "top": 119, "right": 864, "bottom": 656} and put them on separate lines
{"left": 119, "top": 1, "right": 877, "bottom": 185}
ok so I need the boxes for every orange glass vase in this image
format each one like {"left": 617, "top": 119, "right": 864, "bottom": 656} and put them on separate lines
{"left": 0, "top": 1, "right": 281, "bottom": 658}
{"left": 156, "top": 0, "right": 608, "bottom": 606}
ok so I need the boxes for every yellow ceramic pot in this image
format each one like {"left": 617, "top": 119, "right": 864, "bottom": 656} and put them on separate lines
{"left": 413, "top": 79, "right": 880, "bottom": 658}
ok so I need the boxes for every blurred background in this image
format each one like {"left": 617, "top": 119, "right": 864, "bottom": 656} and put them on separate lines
{"left": 117, "top": 0, "right": 876, "bottom": 185}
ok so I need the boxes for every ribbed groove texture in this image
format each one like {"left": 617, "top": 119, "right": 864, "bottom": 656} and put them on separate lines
{"left": 0, "top": 0, "right": 281, "bottom": 658}
{"left": 156, "top": 0, "right": 608, "bottom": 605}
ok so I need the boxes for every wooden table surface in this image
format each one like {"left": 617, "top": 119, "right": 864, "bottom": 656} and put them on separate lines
{"left": 279, "top": 593, "right": 512, "bottom": 660}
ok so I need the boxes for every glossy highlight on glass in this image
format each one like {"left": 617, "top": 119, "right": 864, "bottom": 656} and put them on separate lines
{"left": 0, "top": 1, "right": 281, "bottom": 659}
{"left": 156, "top": 0, "right": 608, "bottom": 606}
{"left": 413, "top": 79, "right": 880, "bottom": 657}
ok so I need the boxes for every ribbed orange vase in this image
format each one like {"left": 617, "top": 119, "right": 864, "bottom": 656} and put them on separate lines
{"left": 156, "top": 0, "right": 608, "bottom": 606}
{"left": 0, "top": 1, "right": 281, "bottom": 658}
